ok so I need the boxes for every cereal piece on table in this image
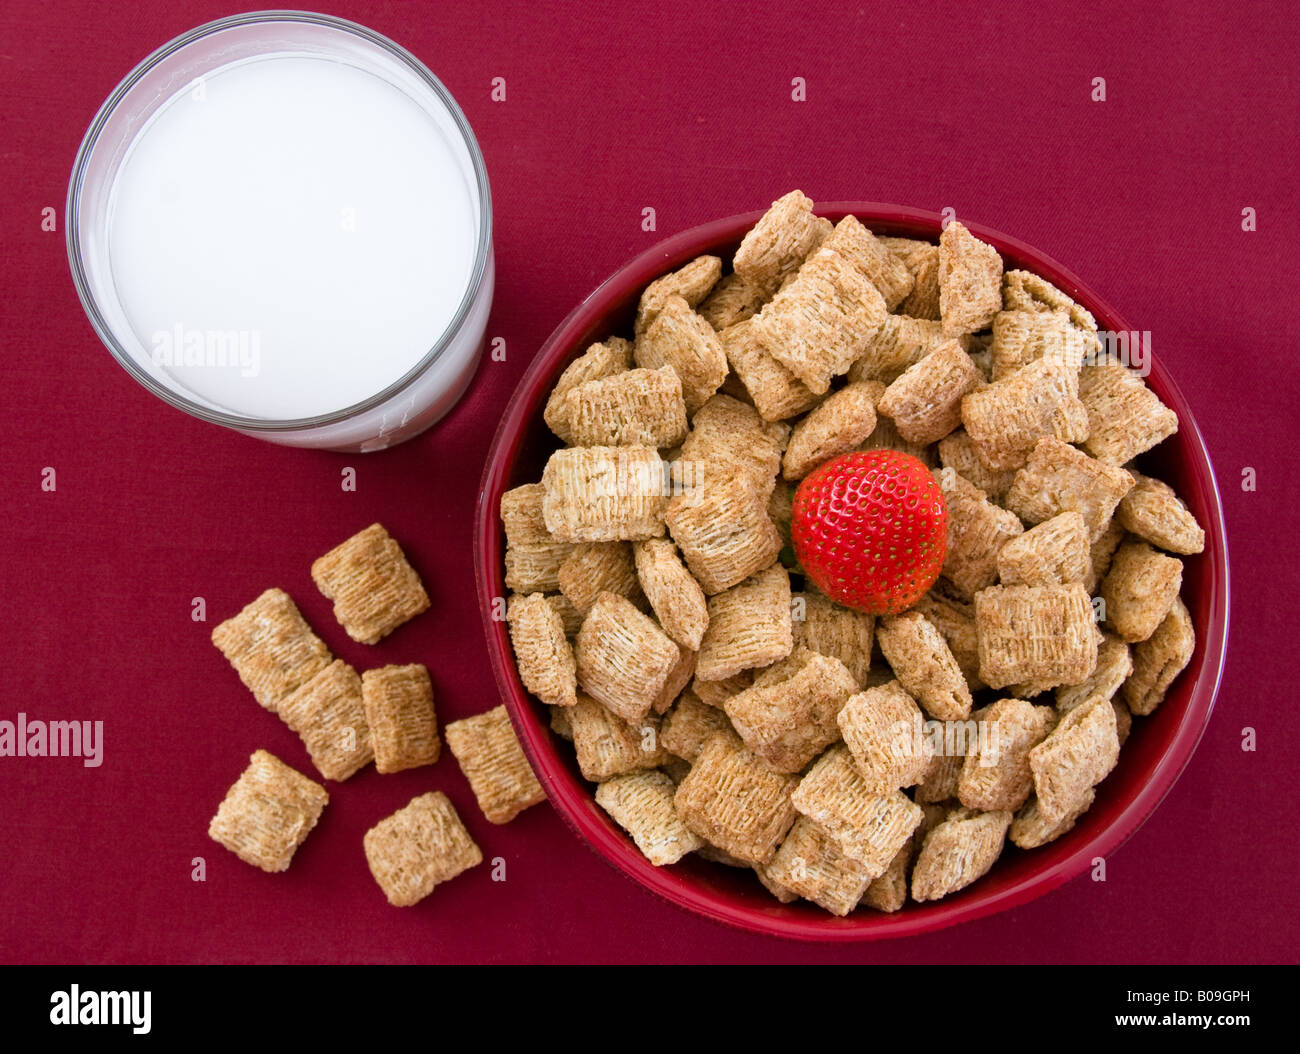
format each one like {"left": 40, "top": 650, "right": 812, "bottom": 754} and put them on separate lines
{"left": 634, "top": 255, "right": 723, "bottom": 335}
{"left": 934, "top": 467, "right": 1024, "bottom": 600}
{"left": 1116, "top": 472, "right": 1206, "bottom": 555}
{"left": 1001, "top": 269, "right": 1098, "bottom": 340}
{"left": 677, "top": 394, "right": 786, "bottom": 496}
{"left": 1085, "top": 518, "right": 1126, "bottom": 593}
{"left": 960, "top": 358, "right": 1089, "bottom": 471}
{"left": 793, "top": 590, "right": 875, "bottom": 687}
{"left": 1029, "top": 693, "right": 1120, "bottom": 823}
{"left": 877, "top": 339, "right": 984, "bottom": 446}
{"left": 860, "top": 838, "right": 913, "bottom": 913}
{"left": 782, "top": 382, "right": 880, "bottom": 480}
{"left": 445, "top": 705, "right": 545, "bottom": 824}
{"left": 595, "top": 770, "right": 703, "bottom": 865}
{"left": 719, "top": 319, "right": 820, "bottom": 421}
{"left": 652, "top": 643, "right": 696, "bottom": 715}
{"left": 504, "top": 538, "right": 573, "bottom": 594}
{"left": 996, "top": 511, "right": 1090, "bottom": 587}
{"left": 660, "top": 690, "right": 733, "bottom": 761}
{"left": 506, "top": 592, "right": 578, "bottom": 708}
{"left": 549, "top": 704, "right": 573, "bottom": 740}
{"left": 698, "top": 272, "right": 767, "bottom": 330}
{"left": 974, "top": 583, "right": 1099, "bottom": 691}
{"left": 733, "top": 189, "right": 833, "bottom": 297}
{"left": 910, "top": 808, "right": 1012, "bottom": 903}
{"left": 1123, "top": 597, "right": 1195, "bottom": 715}
{"left": 673, "top": 729, "right": 800, "bottom": 864}
{"left": 820, "top": 214, "right": 915, "bottom": 310}
{"left": 1100, "top": 540, "right": 1183, "bottom": 643}
{"left": 1056, "top": 632, "right": 1132, "bottom": 714}
{"left": 632, "top": 539, "right": 709, "bottom": 650}
{"left": 847, "top": 315, "right": 952, "bottom": 385}
{"left": 564, "top": 366, "right": 689, "bottom": 449}
{"left": 695, "top": 564, "right": 793, "bottom": 681}
{"left": 911, "top": 591, "right": 984, "bottom": 691}
{"left": 1078, "top": 362, "right": 1178, "bottom": 465}
{"left": 988, "top": 309, "right": 1087, "bottom": 381}
{"left": 723, "top": 647, "right": 860, "bottom": 773}
{"left": 544, "top": 338, "right": 633, "bottom": 444}
{"left": 937, "top": 428, "right": 1016, "bottom": 502}
{"left": 541, "top": 445, "right": 668, "bottom": 543}
{"left": 278, "top": 660, "right": 374, "bottom": 781}
{"left": 665, "top": 469, "right": 782, "bottom": 595}
{"left": 876, "top": 612, "right": 972, "bottom": 721}
{"left": 1010, "top": 788, "right": 1096, "bottom": 849}
{"left": 208, "top": 749, "right": 328, "bottom": 873}
{"left": 568, "top": 694, "right": 669, "bottom": 781}
{"left": 361, "top": 664, "right": 440, "bottom": 774}
{"left": 957, "top": 697, "right": 1055, "bottom": 812}
{"left": 558, "top": 541, "right": 643, "bottom": 616}
{"left": 837, "top": 681, "right": 932, "bottom": 792}
{"left": 211, "top": 588, "right": 332, "bottom": 713}
{"left": 363, "top": 792, "right": 482, "bottom": 907}
{"left": 938, "top": 220, "right": 1003, "bottom": 337}
{"left": 691, "top": 669, "right": 753, "bottom": 709}
{"left": 1004, "top": 436, "right": 1135, "bottom": 541}
{"left": 757, "top": 816, "right": 875, "bottom": 916}
{"left": 574, "top": 591, "right": 680, "bottom": 723}
{"left": 791, "top": 744, "right": 923, "bottom": 871}
{"left": 751, "top": 246, "right": 889, "bottom": 395}
{"left": 311, "top": 523, "right": 430, "bottom": 645}
{"left": 881, "top": 236, "right": 942, "bottom": 320}
{"left": 635, "top": 294, "right": 728, "bottom": 414}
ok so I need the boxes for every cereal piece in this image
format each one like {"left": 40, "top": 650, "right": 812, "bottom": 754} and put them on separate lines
{"left": 996, "top": 511, "right": 1090, "bottom": 586}
{"left": 937, "top": 428, "right": 1016, "bottom": 502}
{"left": 1001, "top": 269, "right": 1098, "bottom": 340}
{"left": 820, "top": 215, "right": 915, "bottom": 310}
{"left": 914, "top": 737, "right": 966, "bottom": 804}
{"left": 635, "top": 255, "right": 723, "bottom": 335}
{"left": 960, "top": 358, "right": 1088, "bottom": 471}
{"left": 445, "top": 705, "right": 545, "bottom": 824}
{"left": 733, "top": 189, "right": 832, "bottom": 296}
{"left": 363, "top": 792, "right": 482, "bottom": 906}
{"left": 791, "top": 745, "right": 923, "bottom": 871}
{"left": 723, "top": 648, "right": 859, "bottom": 772}
{"left": 564, "top": 366, "right": 689, "bottom": 449}
{"left": 751, "top": 246, "right": 889, "bottom": 394}
{"left": 691, "top": 669, "right": 753, "bottom": 709}
{"left": 549, "top": 704, "right": 573, "bottom": 740}
{"left": 881, "top": 237, "right": 942, "bottom": 320}
{"left": 989, "top": 309, "right": 1086, "bottom": 381}
{"left": 677, "top": 394, "right": 786, "bottom": 496}
{"left": 504, "top": 538, "right": 573, "bottom": 594}
{"left": 635, "top": 295, "right": 728, "bottom": 414}
{"left": 1085, "top": 517, "right": 1126, "bottom": 593}
{"left": 506, "top": 592, "right": 578, "bottom": 708}
{"left": 541, "top": 445, "right": 668, "bottom": 543}
{"left": 837, "top": 681, "right": 931, "bottom": 791}
{"left": 1078, "top": 363, "right": 1178, "bottom": 465}
{"left": 544, "top": 338, "right": 633, "bottom": 444}
{"left": 544, "top": 592, "right": 584, "bottom": 638}
{"left": 652, "top": 643, "right": 696, "bottom": 714}
{"left": 698, "top": 272, "right": 767, "bottom": 330}
{"left": 792, "top": 590, "right": 875, "bottom": 687}
{"left": 856, "top": 408, "right": 937, "bottom": 466}
{"left": 938, "top": 221, "right": 1003, "bottom": 337}
{"left": 361, "top": 664, "right": 440, "bottom": 774}
{"left": 278, "top": 660, "right": 373, "bottom": 781}
{"left": 719, "top": 319, "right": 820, "bottom": 421}
{"left": 558, "top": 541, "right": 642, "bottom": 615}
{"left": 754, "top": 862, "right": 801, "bottom": 903}
{"left": 877, "top": 339, "right": 984, "bottom": 446}
{"left": 934, "top": 467, "right": 1024, "bottom": 600}
{"left": 847, "top": 315, "right": 952, "bottom": 386}
{"left": 665, "top": 468, "right": 782, "bottom": 595}
{"left": 1116, "top": 472, "right": 1206, "bottom": 555}
{"left": 673, "top": 729, "right": 800, "bottom": 864}
{"left": 211, "top": 588, "right": 332, "bottom": 713}
{"left": 660, "top": 691, "right": 733, "bottom": 761}
{"left": 975, "top": 583, "right": 1099, "bottom": 691}
{"left": 1028, "top": 694, "right": 1120, "bottom": 823}
{"left": 1101, "top": 540, "right": 1183, "bottom": 643}
{"left": 499, "top": 484, "right": 554, "bottom": 549}
{"left": 1123, "top": 597, "right": 1195, "bottom": 715}
{"left": 695, "top": 565, "right": 793, "bottom": 681}
{"left": 758, "top": 817, "right": 875, "bottom": 915}
{"left": 911, "top": 591, "right": 984, "bottom": 691}
{"left": 1004, "top": 436, "right": 1135, "bottom": 541}
{"left": 311, "top": 523, "right": 430, "bottom": 645}
{"left": 910, "top": 808, "right": 1012, "bottom": 902}
{"left": 633, "top": 539, "right": 709, "bottom": 650}
{"left": 208, "top": 749, "right": 328, "bottom": 873}
{"left": 782, "top": 382, "right": 880, "bottom": 480}
{"left": 575, "top": 591, "right": 680, "bottom": 723}
{"left": 1056, "top": 632, "right": 1133, "bottom": 714}
{"left": 596, "top": 770, "right": 704, "bottom": 865}
{"left": 860, "top": 838, "right": 913, "bottom": 913}
{"left": 568, "top": 694, "right": 669, "bottom": 781}
{"left": 957, "top": 698, "right": 1055, "bottom": 812}
{"left": 1009, "top": 788, "right": 1095, "bottom": 849}
{"left": 875, "top": 612, "right": 972, "bottom": 721}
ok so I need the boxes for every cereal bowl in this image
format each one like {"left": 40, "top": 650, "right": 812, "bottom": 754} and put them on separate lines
{"left": 474, "top": 203, "right": 1229, "bottom": 941}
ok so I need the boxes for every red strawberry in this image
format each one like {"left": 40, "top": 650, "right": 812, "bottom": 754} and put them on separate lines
{"left": 791, "top": 450, "right": 947, "bottom": 615}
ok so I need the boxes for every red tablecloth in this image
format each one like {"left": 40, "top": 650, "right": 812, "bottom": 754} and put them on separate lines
{"left": 1, "top": 0, "right": 1295, "bottom": 964}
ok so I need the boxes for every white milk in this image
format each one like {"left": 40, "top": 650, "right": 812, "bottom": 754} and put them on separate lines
{"left": 107, "top": 54, "right": 478, "bottom": 420}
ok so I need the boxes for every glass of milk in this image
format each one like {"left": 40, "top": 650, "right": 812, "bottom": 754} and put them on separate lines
{"left": 67, "top": 12, "right": 494, "bottom": 452}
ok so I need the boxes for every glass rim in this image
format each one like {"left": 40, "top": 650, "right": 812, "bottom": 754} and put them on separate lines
{"left": 65, "top": 9, "right": 494, "bottom": 433}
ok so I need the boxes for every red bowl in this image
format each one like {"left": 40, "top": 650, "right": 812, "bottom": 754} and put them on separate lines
{"left": 473, "top": 203, "right": 1230, "bottom": 941}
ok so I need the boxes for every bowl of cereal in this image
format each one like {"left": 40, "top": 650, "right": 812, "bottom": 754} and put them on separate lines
{"left": 474, "top": 193, "right": 1229, "bottom": 940}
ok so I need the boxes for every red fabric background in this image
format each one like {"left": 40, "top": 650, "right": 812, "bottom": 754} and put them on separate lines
{"left": 1, "top": 0, "right": 1296, "bottom": 964}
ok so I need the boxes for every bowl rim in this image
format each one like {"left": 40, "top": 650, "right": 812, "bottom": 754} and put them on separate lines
{"left": 474, "top": 202, "right": 1230, "bottom": 942}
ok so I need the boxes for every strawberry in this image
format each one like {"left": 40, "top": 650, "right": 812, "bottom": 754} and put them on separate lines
{"left": 791, "top": 450, "right": 947, "bottom": 615}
